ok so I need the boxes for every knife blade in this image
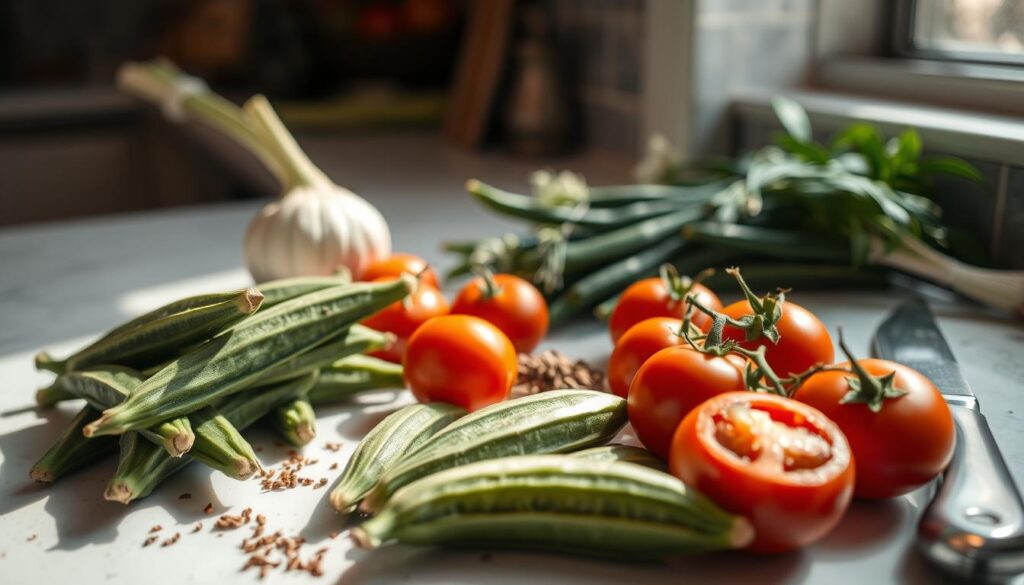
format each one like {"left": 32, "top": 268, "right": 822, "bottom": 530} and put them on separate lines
{"left": 872, "top": 297, "right": 1024, "bottom": 580}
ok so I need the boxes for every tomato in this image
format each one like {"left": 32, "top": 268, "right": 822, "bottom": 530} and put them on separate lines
{"left": 403, "top": 315, "right": 518, "bottom": 411}
{"left": 362, "top": 279, "right": 450, "bottom": 363}
{"left": 607, "top": 317, "right": 683, "bottom": 399}
{"left": 608, "top": 277, "right": 721, "bottom": 344}
{"left": 721, "top": 299, "right": 833, "bottom": 377}
{"left": 627, "top": 346, "right": 747, "bottom": 459}
{"left": 792, "top": 359, "right": 954, "bottom": 499}
{"left": 670, "top": 392, "right": 854, "bottom": 553}
{"left": 450, "top": 273, "right": 548, "bottom": 353}
{"left": 360, "top": 253, "right": 440, "bottom": 289}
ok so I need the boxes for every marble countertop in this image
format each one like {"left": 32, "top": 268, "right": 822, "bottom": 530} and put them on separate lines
{"left": 1, "top": 133, "right": 1022, "bottom": 585}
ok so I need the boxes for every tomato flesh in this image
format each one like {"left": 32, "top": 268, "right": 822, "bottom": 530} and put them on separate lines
{"left": 670, "top": 392, "right": 855, "bottom": 553}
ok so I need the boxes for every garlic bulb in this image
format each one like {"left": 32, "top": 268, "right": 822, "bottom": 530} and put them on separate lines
{"left": 116, "top": 61, "right": 392, "bottom": 281}
{"left": 244, "top": 185, "right": 391, "bottom": 282}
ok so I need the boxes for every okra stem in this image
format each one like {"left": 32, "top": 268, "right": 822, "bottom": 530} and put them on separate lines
{"left": 270, "top": 397, "right": 317, "bottom": 447}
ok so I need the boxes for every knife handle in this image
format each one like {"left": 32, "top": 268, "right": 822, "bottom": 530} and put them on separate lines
{"left": 917, "top": 405, "right": 1024, "bottom": 579}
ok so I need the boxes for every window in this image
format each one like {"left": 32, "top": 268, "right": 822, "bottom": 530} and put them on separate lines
{"left": 897, "top": 0, "right": 1024, "bottom": 65}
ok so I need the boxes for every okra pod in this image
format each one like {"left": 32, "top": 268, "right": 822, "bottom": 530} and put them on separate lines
{"left": 35, "top": 381, "right": 78, "bottom": 408}
{"left": 353, "top": 455, "right": 753, "bottom": 559}
{"left": 61, "top": 368, "right": 195, "bottom": 456}
{"left": 270, "top": 396, "right": 317, "bottom": 446}
{"left": 569, "top": 444, "right": 668, "bottom": 472}
{"left": 329, "top": 402, "right": 466, "bottom": 513}
{"left": 259, "top": 324, "right": 392, "bottom": 386}
{"left": 307, "top": 354, "right": 405, "bottom": 404}
{"left": 84, "top": 277, "right": 414, "bottom": 437}
{"left": 466, "top": 180, "right": 679, "bottom": 230}
{"left": 35, "top": 288, "right": 263, "bottom": 374}
{"left": 29, "top": 405, "right": 118, "bottom": 483}
{"left": 585, "top": 182, "right": 725, "bottom": 207}
{"left": 104, "top": 373, "right": 317, "bottom": 503}
{"left": 256, "top": 272, "right": 351, "bottom": 308}
{"left": 361, "top": 389, "right": 627, "bottom": 512}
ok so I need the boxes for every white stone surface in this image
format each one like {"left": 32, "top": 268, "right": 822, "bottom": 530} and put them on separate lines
{"left": 0, "top": 134, "right": 1022, "bottom": 584}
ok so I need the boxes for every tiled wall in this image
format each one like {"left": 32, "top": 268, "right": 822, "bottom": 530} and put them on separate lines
{"left": 736, "top": 119, "right": 1024, "bottom": 269}
{"left": 548, "top": 0, "right": 645, "bottom": 156}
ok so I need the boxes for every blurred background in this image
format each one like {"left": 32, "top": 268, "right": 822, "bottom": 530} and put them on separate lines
{"left": 0, "top": 0, "right": 1021, "bottom": 267}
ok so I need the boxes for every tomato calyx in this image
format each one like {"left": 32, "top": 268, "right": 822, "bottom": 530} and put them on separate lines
{"left": 471, "top": 265, "right": 504, "bottom": 300}
{"left": 835, "top": 328, "right": 908, "bottom": 413}
{"left": 659, "top": 263, "right": 714, "bottom": 305}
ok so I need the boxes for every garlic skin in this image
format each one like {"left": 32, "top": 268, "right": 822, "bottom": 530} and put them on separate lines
{"left": 244, "top": 185, "right": 392, "bottom": 283}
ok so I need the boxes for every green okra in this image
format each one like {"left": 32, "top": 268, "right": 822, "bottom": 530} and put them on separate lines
{"left": 361, "top": 389, "right": 628, "bottom": 512}
{"left": 329, "top": 402, "right": 466, "bottom": 513}
{"left": 35, "top": 381, "right": 78, "bottom": 408}
{"left": 84, "top": 276, "right": 414, "bottom": 437}
{"left": 104, "top": 373, "right": 317, "bottom": 503}
{"left": 29, "top": 405, "right": 118, "bottom": 483}
{"left": 62, "top": 367, "right": 258, "bottom": 477}
{"left": 307, "top": 354, "right": 405, "bottom": 404}
{"left": 352, "top": 455, "right": 753, "bottom": 559}
{"left": 259, "top": 325, "right": 392, "bottom": 386}
{"left": 569, "top": 444, "right": 668, "bottom": 472}
{"left": 61, "top": 367, "right": 195, "bottom": 456}
{"left": 35, "top": 288, "right": 264, "bottom": 375}
{"left": 270, "top": 396, "right": 317, "bottom": 447}
{"left": 466, "top": 180, "right": 680, "bottom": 231}
{"left": 256, "top": 272, "right": 351, "bottom": 307}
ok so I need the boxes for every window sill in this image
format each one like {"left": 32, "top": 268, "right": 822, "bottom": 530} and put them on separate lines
{"left": 731, "top": 88, "right": 1024, "bottom": 167}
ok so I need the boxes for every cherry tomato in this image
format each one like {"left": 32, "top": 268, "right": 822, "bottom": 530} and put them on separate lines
{"left": 360, "top": 253, "right": 440, "bottom": 289}
{"left": 450, "top": 273, "right": 548, "bottom": 353}
{"left": 721, "top": 299, "right": 833, "bottom": 377}
{"left": 792, "top": 359, "right": 954, "bottom": 499}
{"left": 609, "top": 277, "right": 722, "bottom": 343}
{"left": 670, "top": 392, "right": 855, "bottom": 553}
{"left": 362, "top": 279, "right": 450, "bottom": 363}
{"left": 607, "top": 317, "right": 683, "bottom": 399}
{"left": 627, "top": 346, "right": 747, "bottom": 459}
{"left": 403, "top": 315, "right": 517, "bottom": 411}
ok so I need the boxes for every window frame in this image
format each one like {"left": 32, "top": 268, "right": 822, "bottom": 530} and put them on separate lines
{"left": 893, "top": 0, "right": 1024, "bottom": 67}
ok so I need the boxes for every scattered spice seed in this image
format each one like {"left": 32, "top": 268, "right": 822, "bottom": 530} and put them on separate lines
{"left": 203, "top": 503, "right": 214, "bottom": 514}
{"left": 143, "top": 536, "right": 158, "bottom": 547}
{"left": 178, "top": 493, "right": 191, "bottom": 500}
{"left": 513, "top": 350, "right": 605, "bottom": 396}
{"left": 314, "top": 478, "right": 328, "bottom": 489}
{"left": 26, "top": 534, "right": 37, "bottom": 542}
{"left": 161, "top": 533, "right": 181, "bottom": 547}
{"left": 191, "top": 522, "right": 203, "bottom": 533}
{"left": 329, "top": 462, "right": 338, "bottom": 470}
{"left": 324, "top": 442, "right": 341, "bottom": 452}
{"left": 149, "top": 525, "right": 163, "bottom": 533}
{"left": 328, "top": 532, "right": 338, "bottom": 540}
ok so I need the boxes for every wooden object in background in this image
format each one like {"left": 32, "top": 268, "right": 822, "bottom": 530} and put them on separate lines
{"left": 442, "top": 0, "right": 516, "bottom": 148}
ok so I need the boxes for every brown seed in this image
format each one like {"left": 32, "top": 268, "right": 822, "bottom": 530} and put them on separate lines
{"left": 203, "top": 503, "right": 214, "bottom": 514}
{"left": 149, "top": 525, "right": 162, "bottom": 533}
{"left": 161, "top": 533, "right": 180, "bottom": 547}
{"left": 329, "top": 462, "right": 339, "bottom": 470}
{"left": 178, "top": 493, "right": 191, "bottom": 500}
{"left": 191, "top": 522, "right": 203, "bottom": 533}
{"left": 142, "top": 536, "right": 158, "bottom": 547}
{"left": 26, "top": 534, "right": 37, "bottom": 542}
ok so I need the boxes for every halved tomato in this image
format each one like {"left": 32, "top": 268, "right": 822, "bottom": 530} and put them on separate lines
{"left": 669, "top": 392, "right": 855, "bottom": 553}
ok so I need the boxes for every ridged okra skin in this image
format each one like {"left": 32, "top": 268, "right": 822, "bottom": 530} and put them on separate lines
{"left": 569, "top": 444, "right": 668, "bottom": 472}
{"left": 29, "top": 405, "right": 118, "bottom": 483}
{"left": 103, "top": 373, "right": 317, "bottom": 503}
{"left": 255, "top": 272, "right": 351, "bottom": 307}
{"left": 361, "top": 389, "right": 628, "bottom": 512}
{"left": 329, "top": 402, "right": 466, "bottom": 513}
{"left": 259, "top": 325, "right": 392, "bottom": 386}
{"left": 308, "top": 354, "right": 405, "bottom": 404}
{"left": 35, "top": 288, "right": 263, "bottom": 374}
{"left": 353, "top": 455, "right": 753, "bottom": 560}
{"left": 60, "top": 367, "right": 195, "bottom": 457}
{"left": 84, "top": 276, "right": 414, "bottom": 437}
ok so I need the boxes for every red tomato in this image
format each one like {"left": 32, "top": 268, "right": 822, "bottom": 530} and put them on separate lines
{"left": 362, "top": 279, "right": 450, "bottom": 363}
{"left": 792, "top": 359, "right": 954, "bottom": 499}
{"left": 607, "top": 317, "right": 683, "bottom": 399}
{"left": 360, "top": 253, "right": 440, "bottom": 289}
{"left": 403, "top": 315, "right": 517, "bottom": 411}
{"left": 609, "top": 277, "right": 722, "bottom": 343}
{"left": 670, "top": 392, "right": 855, "bottom": 553}
{"left": 627, "top": 346, "right": 747, "bottom": 459}
{"left": 450, "top": 274, "right": 549, "bottom": 353}
{"left": 721, "top": 299, "right": 833, "bottom": 377}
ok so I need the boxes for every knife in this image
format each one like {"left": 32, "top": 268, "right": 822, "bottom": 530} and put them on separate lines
{"left": 872, "top": 297, "right": 1024, "bottom": 580}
